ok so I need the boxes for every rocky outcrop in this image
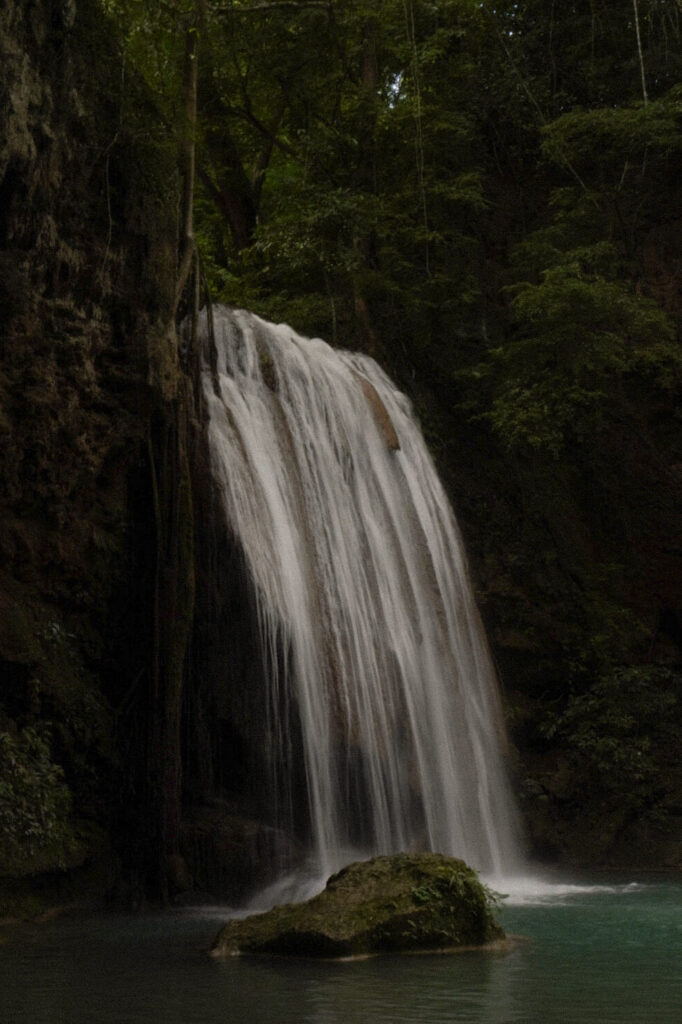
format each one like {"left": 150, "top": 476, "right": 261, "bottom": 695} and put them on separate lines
{"left": 210, "top": 853, "right": 505, "bottom": 959}
{"left": 351, "top": 370, "right": 400, "bottom": 451}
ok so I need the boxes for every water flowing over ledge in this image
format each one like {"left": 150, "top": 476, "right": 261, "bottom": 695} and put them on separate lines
{"left": 200, "top": 306, "right": 522, "bottom": 881}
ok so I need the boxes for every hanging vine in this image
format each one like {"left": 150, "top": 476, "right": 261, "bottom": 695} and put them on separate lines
{"left": 403, "top": 0, "right": 430, "bottom": 277}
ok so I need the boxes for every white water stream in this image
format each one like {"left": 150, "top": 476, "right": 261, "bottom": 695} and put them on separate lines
{"left": 201, "top": 306, "right": 521, "bottom": 881}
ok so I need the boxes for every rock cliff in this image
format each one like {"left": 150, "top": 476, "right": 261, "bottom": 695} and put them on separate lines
{"left": 0, "top": 0, "right": 183, "bottom": 912}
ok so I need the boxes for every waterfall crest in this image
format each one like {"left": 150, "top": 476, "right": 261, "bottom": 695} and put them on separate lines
{"left": 201, "top": 306, "right": 520, "bottom": 878}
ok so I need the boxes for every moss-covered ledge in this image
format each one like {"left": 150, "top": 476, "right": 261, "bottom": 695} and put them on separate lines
{"left": 210, "top": 853, "right": 506, "bottom": 960}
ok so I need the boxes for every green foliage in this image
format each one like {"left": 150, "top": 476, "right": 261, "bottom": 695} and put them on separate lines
{"left": 541, "top": 666, "right": 680, "bottom": 812}
{"left": 0, "top": 727, "right": 74, "bottom": 868}
{"left": 541, "top": 88, "right": 682, "bottom": 172}
{"left": 178, "top": 0, "right": 494, "bottom": 354}
{"left": 412, "top": 868, "right": 503, "bottom": 913}
{"left": 98, "top": 0, "right": 192, "bottom": 100}
{"left": 411, "top": 881, "right": 440, "bottom": 903}
{"left": 481, "top": 245, "right": 679, "bottom": 456}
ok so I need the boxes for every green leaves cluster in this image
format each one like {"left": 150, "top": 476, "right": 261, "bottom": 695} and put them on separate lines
{"left": 0, "top": 727, "right": 73, "bottom": 869}
{"left": 540, "top": 666, "right": 680, "bottom": 814}
{"left": 476, "top": 77, "right": 682, "bottom": 457}
{"left": 485, "top": 251, "right": 679, "bottom": 457}
{"left": 412, "top": 867, "right": 503, "bottom": 913}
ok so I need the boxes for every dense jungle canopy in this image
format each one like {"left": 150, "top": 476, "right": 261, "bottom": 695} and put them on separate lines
{"left": 1, "top": 0, "right": 681, "bottom": 908}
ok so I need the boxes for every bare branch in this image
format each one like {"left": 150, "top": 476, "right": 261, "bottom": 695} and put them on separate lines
{"left": 211, "top": 1, "right": 331, "bottom": 14}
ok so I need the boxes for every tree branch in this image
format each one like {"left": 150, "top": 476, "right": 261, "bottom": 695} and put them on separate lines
{"left": 212, "top": 1, "right": 331, "bottom": 13}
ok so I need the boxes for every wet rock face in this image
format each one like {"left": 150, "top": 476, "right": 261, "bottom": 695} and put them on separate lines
{"left": 179, "top": 800, "right": 304, "bottom": 902}
{"left": 0, "top": 0, "right": 178, "bottom": 888}
{"left": 0, "top": 0, "right": 174, "bottom": 523}
{"left": 211, "top": 853, "right": 505, "bottom": 959}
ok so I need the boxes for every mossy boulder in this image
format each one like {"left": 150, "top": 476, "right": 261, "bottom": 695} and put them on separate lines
{"left": 210, "top": 852, "right": 504, "bottom": 959}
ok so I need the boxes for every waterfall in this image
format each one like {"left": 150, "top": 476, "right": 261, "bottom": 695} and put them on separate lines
{"left": 201, "top": 306, "right": 521, "bottom": 880}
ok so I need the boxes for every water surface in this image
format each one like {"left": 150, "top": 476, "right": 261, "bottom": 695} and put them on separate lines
{"left": 1, "top": 877, "right": 680, "bottom": 1023}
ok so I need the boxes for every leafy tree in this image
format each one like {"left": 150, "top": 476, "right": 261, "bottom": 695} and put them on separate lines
{"left": 482, "top": 248, "right": 679, "bottom": 457}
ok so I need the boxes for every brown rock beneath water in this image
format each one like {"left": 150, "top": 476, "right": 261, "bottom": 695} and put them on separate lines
{"left": 210, "top": 852, "right": 505, "bottom": 959}
{"left": 180, "top": 801, "right": 303, "bottom": 901}
{"left": 352, "top": 371, "right": 401, "bottom": 451}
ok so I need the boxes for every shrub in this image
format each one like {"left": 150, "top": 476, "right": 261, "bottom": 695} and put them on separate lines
{"left": 0, "top": 727, "right": 73, "bottom": 869}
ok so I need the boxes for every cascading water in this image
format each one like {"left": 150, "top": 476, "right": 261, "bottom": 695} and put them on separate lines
{"left": 201, "top": 305, "right": 521, "bottom": 882}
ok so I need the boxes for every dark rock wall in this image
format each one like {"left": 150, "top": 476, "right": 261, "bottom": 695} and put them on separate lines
{"left": 0, "top": 1, "right": 300, "bottom": 908}
{"left": 0, "top": 0, "right": 182, "bottom": 905}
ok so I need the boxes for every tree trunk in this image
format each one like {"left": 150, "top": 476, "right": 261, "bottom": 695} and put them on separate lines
{"left": 145, "top": 0, "right": 204, "bottom": 901}
{"left": 145, "top": 389, "right": 196, "bottom": 901}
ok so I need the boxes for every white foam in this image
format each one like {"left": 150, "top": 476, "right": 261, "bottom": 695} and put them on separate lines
{"left": 484, "top": 872, "right": 646, "bottom": 906}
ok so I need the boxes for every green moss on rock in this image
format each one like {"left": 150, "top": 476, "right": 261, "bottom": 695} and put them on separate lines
{"left": 211, "top": 852, "right": 504, "bottom": 959}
